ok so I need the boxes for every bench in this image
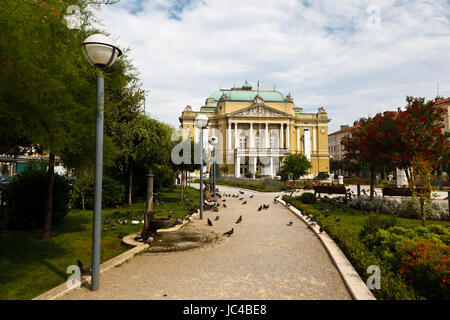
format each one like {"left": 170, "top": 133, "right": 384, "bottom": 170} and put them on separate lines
{"left": 382, "top": 187, "right": 412, "bottom": 197}
{"left": 203, "top": 190, "right": 219, "bottom": 210}
{"left": 313, "top": 185, "right": 349, "bottom": 198}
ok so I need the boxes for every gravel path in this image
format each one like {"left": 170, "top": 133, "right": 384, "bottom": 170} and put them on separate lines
{"left": 60, "top": 185, "right": 351, "bottom": 300}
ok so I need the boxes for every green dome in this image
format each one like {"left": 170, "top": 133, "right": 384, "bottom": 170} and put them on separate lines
{"left": 208, "top": 89, "right": 286, "bottom": 102}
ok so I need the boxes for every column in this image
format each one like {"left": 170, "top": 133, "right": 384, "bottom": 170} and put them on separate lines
{"left": 270, "top": 157, "right": 273, "bottom": 178}
{"left": 235, "top": 155, "right": 240, "bottom": 177}
{"left": 249, "top": 122, "right": 254, "bottom": 149}
{"left": 265, "top": 123, "right": 269, "bottom": 149}
{"left": 194, "top": 126, "right": 199, "bottom": 143}
{"left": 227, "top": 122, "right": 231, "bottom": 150}
{"left": 313, "top": 127, "right": 317, "bottom": 152}
{"left": 296, "top": 126, "right": 300, "bottom": 151}
{"left": 304, "top": 128, "right": 311, "bottom": 161}
{"left": 234, "top": 123, "right": 238, "bottom": 149}
{"left": 252, "top": 156, "right": 257, "bottom": 174}
{"left": 286, "top": 123, "right": 290, "bottom": 151}
{"left": 280, "top": 123, "right": 284, "bottom": 149}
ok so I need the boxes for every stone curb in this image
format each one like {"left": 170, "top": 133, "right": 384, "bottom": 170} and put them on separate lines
{"left": 33, "top": 211, "right": 201, "bottom": 300}
{"left": 276, "top": 196, "right": 376, "bottom": 300}
{"left": 32, "top": 240, "right": 149, "bottom": 300}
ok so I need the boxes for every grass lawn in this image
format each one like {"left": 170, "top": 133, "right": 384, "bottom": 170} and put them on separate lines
{"left": 0, "top": 186, "right": 199, "bottom": 300}
{"left": 306, "top": 201, "right": 449, "bottom": 235}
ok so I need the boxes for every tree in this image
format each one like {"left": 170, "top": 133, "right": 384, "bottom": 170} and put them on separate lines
{"left": 133, "top": 115, "right": 174, "bottom": 209}
{"left": 279, "top": 153, "right": 312, "bottom": 181}
{"left": 408, "top": 157, "right": 436, "bottom": 226}
{"left": 0, "top": 0, "right": 144, "bottom": 238}
{"left": 342, "top": 113, "right": 399, "bottom": 199}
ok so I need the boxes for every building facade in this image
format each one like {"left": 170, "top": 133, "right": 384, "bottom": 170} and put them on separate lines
{"left": 328, "top": 125, "right": 356, "bottom": 161}
{"left": 178, "top": 81, "right": 331, "bottom": 178}
{"left": 435, "top": 97, "right": 450, "bottom": 135}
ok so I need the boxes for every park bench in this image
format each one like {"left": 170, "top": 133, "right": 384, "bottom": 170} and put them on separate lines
{"left": 203, "top": 189, "right": 219, "bottom": 210}
{"left": 313, "top": 185, "right": 349, "bottom": 198}
{"left": 382, "top": 187, "right": 412, "bottom": 197}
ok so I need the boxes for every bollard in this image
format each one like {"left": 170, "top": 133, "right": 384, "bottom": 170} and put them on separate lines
{"left": 357, "top": 184, "right": 361, "bottom": 198}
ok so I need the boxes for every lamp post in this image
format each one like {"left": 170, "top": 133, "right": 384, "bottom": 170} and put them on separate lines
{"left": 209, "top": 136, "right": 218, "bottom": 197}
{"left": 195, "top": 114, "right": 209, "bottom": 220}
{"left": 82, "top": 34, "right": 122, "bottom": 291}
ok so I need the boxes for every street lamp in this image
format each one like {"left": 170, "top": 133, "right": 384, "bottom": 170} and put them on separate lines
{"left": 209, "top": 136, "right": 218, "bottom": 197}
{"left": 82, "top": 34, "right": 122, "bottom": 291}
{"left": 195, "top": 114, "right": 209, "bottom": 220}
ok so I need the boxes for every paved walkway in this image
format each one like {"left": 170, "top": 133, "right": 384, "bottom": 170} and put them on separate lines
{"left": 60, "top": 185, "right": 351, "bottom": 300}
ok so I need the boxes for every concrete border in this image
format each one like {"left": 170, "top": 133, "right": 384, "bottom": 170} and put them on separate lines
{"left": 276, "top": 196, "right": 376, "bottom": 300}
{"left": 32, "top": 240, "right": 149, "bottom": 300}
{"left": 33, "top": 211, "right": 201, "bottom": 300}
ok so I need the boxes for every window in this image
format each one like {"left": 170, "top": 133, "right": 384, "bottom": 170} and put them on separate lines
{"left": 270, "top": 132, "right": 278, "bottom": 149}
{"left": 239, "top": 132, "right": 247, "bottom": 149}
{"left": 255, "top": 133, "right": 261, "bottom": 149}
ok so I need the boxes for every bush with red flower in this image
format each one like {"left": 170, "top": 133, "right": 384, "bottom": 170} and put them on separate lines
{"left": 396, "top": 239, "right": 449, "bottom": 299}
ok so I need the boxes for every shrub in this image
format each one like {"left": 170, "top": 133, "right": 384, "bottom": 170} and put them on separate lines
{"left": 396, "top": 240, "right": 450, "bottom": 299}
{"left": 5, "top": 167, "right": 71, "bottom": 230}
{"left": 244, "top": 171, "right": 252, "bottom": 179}
{"left": 359, "top": 212, "right": 398, "bottom": 250}
{"left": 72, "top": 175, "right": 125, "bottom": 209}
{"left": 255, "top": 172, "right": 262, "bottom": 179}
{"left": 297, "top": 192, "right": 317, "bottom": 204}
{"left": 315, "top": 172, "right": 329, "bottom": 180}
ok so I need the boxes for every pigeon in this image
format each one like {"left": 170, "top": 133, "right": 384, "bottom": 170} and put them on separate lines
{"left": 239, "top": 198, "right": 244, "bottom": 201}
{"left": 223, "top": 228, "right": 234, "bottom": 236}
{"left": 263, "top": 204, "right": 269, "bottom": 209}
{"left": 145, "top": 236, "right": 154, "bottom": 244}
{"left": 324, "top": 213, "right": 330, "bottom": 218}
{"left": 239, "top": 191, "right": 244, "bottom": 194}
{"left": 118, "top": 233, "right": 124, "bottom": 239}
{"left": 235, "top": 215, "right": 242, "bottom": 224}
{"left": 103, "top": 227, "right": 108, "bottom": 232}
{"left": 319, "top": 226, "right": 324, "bottom": 233}
{"left": 77, "top": 260, "right": 92, "bottom": 275}
{"left": 222, "top": 199, "right": 226, "bottom": 202}
{"left": 215, "top": 216, "right": 220, "bottom": 221}
{"left": 258, "top": 205, "right": 263, "bottom": 211}
{"left": 250, "top": 195, "right": 254, "bottom": 198}
{"left": 287, "top": 220, "right": 294, "bottom": 226}
{"left": 242, "top": 201, "right": 247, "bottom": 205}
{"left": 335, "top": 217, "right": 341, "bottom": 222}
{"left": 223, "top": 203, "right": 227, "bottom": 208}
{"left": 207, "top": 218, "right": 213, "bottom": 226}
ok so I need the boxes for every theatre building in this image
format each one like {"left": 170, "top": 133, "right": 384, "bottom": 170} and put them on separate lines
{"left": 178, "top": 81, "right": 331, "bottom": 178}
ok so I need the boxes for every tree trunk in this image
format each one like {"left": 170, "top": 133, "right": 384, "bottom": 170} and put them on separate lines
{"left": 420, "top": 201, "right": 426, "bottom": 227}
{"left": 128, "top": 163, "right": 133, "bottom": 207}
{"left": 82, "top": 194, "right": 86, "bottom": 216}
{"left": 43, "top": 152, "right": 55, "bottom": 239}
{"left": 180, "top": 170, "right": 184, "bottom": 204}
{"left": 370, "top": 165, "right": 375, "bottom": 200}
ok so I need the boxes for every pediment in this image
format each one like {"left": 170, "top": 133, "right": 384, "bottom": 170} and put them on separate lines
{"left": 228, "top": 103, "right": 292, "bottom": 118}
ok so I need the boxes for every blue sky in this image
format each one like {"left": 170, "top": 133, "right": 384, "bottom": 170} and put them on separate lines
{"left": 92, "top": 0, "right": 450, "bottom": 132}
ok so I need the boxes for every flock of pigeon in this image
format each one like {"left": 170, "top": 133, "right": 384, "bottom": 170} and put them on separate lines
{"left": 205, "top": 189, "right": 276, "bottom": 237}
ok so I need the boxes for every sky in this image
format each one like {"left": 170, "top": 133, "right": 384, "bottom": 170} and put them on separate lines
{"left": 90, "top": 0, "right": 450, "bottom": 132}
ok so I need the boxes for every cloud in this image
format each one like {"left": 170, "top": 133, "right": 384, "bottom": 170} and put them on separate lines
{"left": 92, "top": 0, "right": 450, "bottom": 132}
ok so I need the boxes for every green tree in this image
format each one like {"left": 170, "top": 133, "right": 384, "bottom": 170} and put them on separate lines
{"left": 279, "top": 153, "right": 312, "bottom": 181}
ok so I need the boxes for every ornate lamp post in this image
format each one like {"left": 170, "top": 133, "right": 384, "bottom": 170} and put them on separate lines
{"left": 82, "top": 34, "right": 122, "bottom": 291}
{"left": 209, "top": 136, "right": 219, "bottom": 197}
{"left": 195, "top": 114, "right": 209, "bottom": 220}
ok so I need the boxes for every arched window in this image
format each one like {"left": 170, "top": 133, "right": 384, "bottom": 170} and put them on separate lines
{"left": 270, "top": 132, "right": 278, "bottom": 149}
{"left": 239, "top": 132, "right": 247, "bottom": 149}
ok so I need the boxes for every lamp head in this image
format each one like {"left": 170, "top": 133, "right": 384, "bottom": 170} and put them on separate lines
{"left": 83, "top": 34, "right": 122, "bottom": 72}
{"left": 194, "top": 114, "right": 209, "bottom": 129}
{"left": 209, "top": 135, "right": 218, "bottom": 146}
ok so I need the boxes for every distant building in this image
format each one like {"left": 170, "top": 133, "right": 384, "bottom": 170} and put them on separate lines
{"left": 328, "top": 125, "right": 356, "bottom": 161}
{"left": 434, "top": 97, "right": 450, "bottom": 135}
{"left": 178, "top": 81, "right": 331, "bottom": 178}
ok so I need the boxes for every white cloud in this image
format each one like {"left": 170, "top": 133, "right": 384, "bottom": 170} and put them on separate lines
{"left": 92, "top": 0, "right": 450, "bottom": 132}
